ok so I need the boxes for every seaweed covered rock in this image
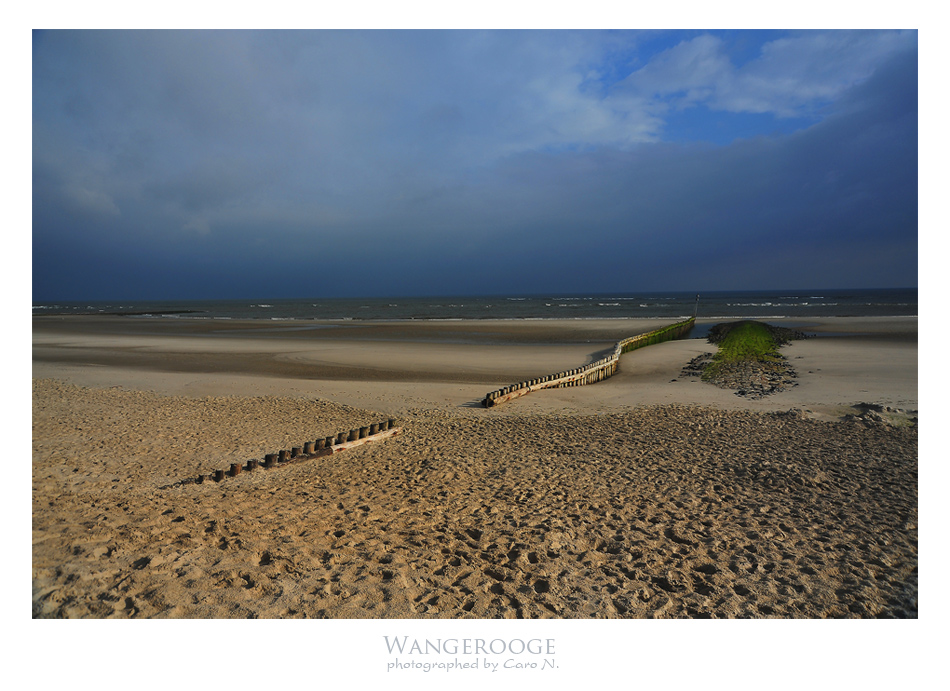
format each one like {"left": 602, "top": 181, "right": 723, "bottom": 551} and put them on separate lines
{"left": 706, "top": 320, "right": 810, "bottom": 346}
{"left": 691, "top": 320, "right": 807, "bottom": 399}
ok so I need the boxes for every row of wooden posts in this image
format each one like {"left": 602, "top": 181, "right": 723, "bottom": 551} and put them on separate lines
{"left": 481, "top": 317, "right": 696, "bottom": 407}
{"left": 190, "top": 418, "right": 401, "bottom": 485}
{"left": 187, "top": 316, "right": 696, "bottom": 481}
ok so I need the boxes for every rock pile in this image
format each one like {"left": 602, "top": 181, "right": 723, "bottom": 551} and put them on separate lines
{"left": 680, "top": 320, "right": 809, "bottom": 400}
{"left": 682, "top": 352, "right": 799, "bottom": 399}
{"left": 844, "top": 402, "right": 918, "bottom": 427}
{"left": 680, "top": 352, "right": 713, "bottom": 378}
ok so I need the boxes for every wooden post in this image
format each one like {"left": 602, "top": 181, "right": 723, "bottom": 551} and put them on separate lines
{"left": 264, "top": 453, "right": 278, "bottom": 468}
{"left": 246, "top": 460, "right": 259, "bottom": 471}
{"left": 316, "top": 439, "right": 325, "bottom": 450}
{"left": 196, "top": 474, "right": 206, "bottom": 484}
{"left": 304, "top": 442, "right": 315, "bottom": 454}
{"left": 230, "top": 462, "right": 242, "bottom": 477}
{"left": 359, "top": 426, "right": 369, "bottom": 439}
{"left": 370, "top": 423, "right": 379, "bottom": 435}
{"left": 213, "top": 469, "right": 225, "bottom": 482}
{"left": 291, "top": 446, "right": 303, "bottom": 458}
{"left": 336, "top": 432, "right": 347, "bottom": 445}
{"left": 279, "top": 449, "right": 291, "bottom": 462}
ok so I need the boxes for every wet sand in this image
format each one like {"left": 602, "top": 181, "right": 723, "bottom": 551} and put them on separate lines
{"left": 32, "top": 316, "right": 917, "bottom": 619}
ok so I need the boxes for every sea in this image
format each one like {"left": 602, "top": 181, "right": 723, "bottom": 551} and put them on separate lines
{"left": 33, "top": 288, "right": 916, "bottom": 322}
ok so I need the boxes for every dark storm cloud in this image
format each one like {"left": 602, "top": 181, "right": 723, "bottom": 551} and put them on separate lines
{"left": 32, "top": 30, "right": 917, "bottom": 300}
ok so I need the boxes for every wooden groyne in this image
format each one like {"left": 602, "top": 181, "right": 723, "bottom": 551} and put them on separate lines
{"left": 182, "top": 418, "right": 401, "bottom": 486}
{"left": 482, "top": 317, "right": 695, "bottom": 407}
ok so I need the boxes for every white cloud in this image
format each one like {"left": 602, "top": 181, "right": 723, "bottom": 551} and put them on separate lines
{"left": 620, "top": 34, "right": 731, "bottom": 105}
{"left": 62, "top": 184, "right": 120, "bottom": 217}
{"left": 181, "top": 216, "right": 211, "bottom": 235}
{"left": 619, "top": 30, "right": 917, "bottom": 118}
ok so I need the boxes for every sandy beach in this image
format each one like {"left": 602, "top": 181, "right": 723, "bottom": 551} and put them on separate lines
{"left": 32, "top": 315, "right": 917, "bottom": 618}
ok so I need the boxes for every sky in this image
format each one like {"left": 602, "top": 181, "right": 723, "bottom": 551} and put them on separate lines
{"left": 32, "top": 28, "right": 918, "bottom": 300}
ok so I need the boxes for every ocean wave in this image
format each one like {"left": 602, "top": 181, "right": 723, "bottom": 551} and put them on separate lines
{"left": 727, "top": 302, "right": 840, "bottom": 308}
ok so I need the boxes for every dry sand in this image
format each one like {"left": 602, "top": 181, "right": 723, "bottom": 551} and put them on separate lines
{"left": 32, "top": 316, "right": 918, "bottom": 619}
